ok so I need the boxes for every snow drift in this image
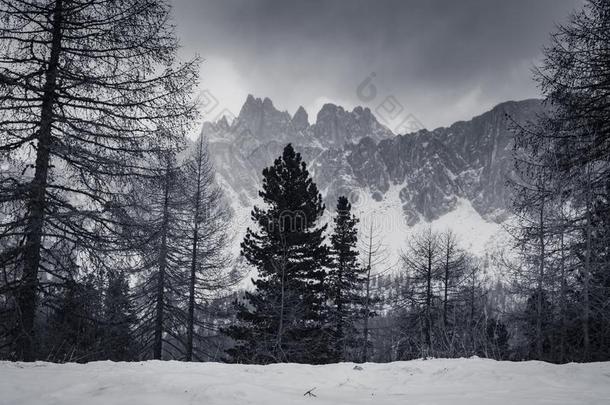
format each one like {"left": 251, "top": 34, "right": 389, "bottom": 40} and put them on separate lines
{"left": 1, "top": 357, "right": 609, "bottom": 404}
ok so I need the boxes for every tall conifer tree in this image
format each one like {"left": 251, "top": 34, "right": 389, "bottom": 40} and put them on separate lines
{"left": 102, "top": 270, "right": 136, "bottom": 361}
{"left": 224, "top": 144, "right": 330, "bottom": 364}
{"left": 328, "top": 196, "right": 365, "bottom": 362}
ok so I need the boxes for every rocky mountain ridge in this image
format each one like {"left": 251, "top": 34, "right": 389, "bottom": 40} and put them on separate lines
{"left": 204, "top": 95, "right": 543, "bottom": 229}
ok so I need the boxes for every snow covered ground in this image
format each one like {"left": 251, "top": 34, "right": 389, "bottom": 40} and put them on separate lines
{"left": 1, "top": 358, "right": 609, "bottom": 405}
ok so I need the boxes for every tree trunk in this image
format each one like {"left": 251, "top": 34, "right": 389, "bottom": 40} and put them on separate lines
{"left": 275, "top": 236, "right": 288, "bottom": 362}
{"left": 442, "top": 245, "right": 451, "bottom": 355}
{"left": 186, "top": 217, "right": 198, "bottom": 360}
{"left": 559, "top": 228, "right": 567, "bottom": 363}
{"left": 425, "top": 248, "right": 432, "bottom": 354}
{"left": 186, "top": 205, "right": 199, "bottom": 361}
{"left": 17, "top": 0, "right": 64, "bottom": 362}
{"left": 153, "top": 165, "right": 171, "bottom": 360}
{"left": 186, "top": 139, "right": 204, "bottom": 362}
{"left": 335, "top": 265, "right": 344, "bottom": 361}
{"left": 443, "top": 246, "right": 450, "bottom": 329}
{"left": 536, "top": 197, "right": 545, "bottom": 359}
{"left": 582, "top": 167, "right": 592, "bottom": 361}
{"left": 470, "top": 270, "right": 476, "bottom": 354}
{"left": 361, "top": 224, "right": 373, "bottom": 363}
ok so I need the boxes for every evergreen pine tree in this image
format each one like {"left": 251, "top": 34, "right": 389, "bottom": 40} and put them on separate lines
{"left": 485, "top": 318, "right": 509, "bottom": 360}
{"left": 46, "top": 276, "right": 102, "bottom": 363}
{"left": 523, "top": 290, "right": 553, "bottom": 359}
{"left": 328, "top": 196, "right": 366, "bottom": 362}
{"left": 589, "top": 181, "right": 610, "bottom": 359}
{"left": 223, "top": 144, "right": 330, "bottom": 364}
{"left": 102, "top": 271, "right": 136, "bottom": 361}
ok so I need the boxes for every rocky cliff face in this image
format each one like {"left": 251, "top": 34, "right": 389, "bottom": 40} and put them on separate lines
{"left": 204, "top": 95, "right": 543, "bottom": 229}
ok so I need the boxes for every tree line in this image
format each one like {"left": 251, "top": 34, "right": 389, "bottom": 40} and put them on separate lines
{"left": 507, "top": 0, "right": 610, "bottom": 363}
{"left": 1, "top": 0, "right": 608, "bottom": 365}
{"left": 217, "top": 146, "right": 509, "bottom": 363}
{"left": 0, "top": 0, "right": 234, "bottom": 362}
{"left": 221, "top": 0, "right": 610, "bottom": 364}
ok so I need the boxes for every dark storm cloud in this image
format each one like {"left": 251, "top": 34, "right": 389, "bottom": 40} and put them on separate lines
{"left": 171, "top": 0, "right": 582, "bottom": 130}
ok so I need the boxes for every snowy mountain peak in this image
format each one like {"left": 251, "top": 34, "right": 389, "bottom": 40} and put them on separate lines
{"left": 292, "top": 106, "right": 309, "bottom": 131}
{"left": 204, "top": 97, "right": 544, "bottom": 258}
{"left": 313, "top": 102, "right": 393, "bottom": 146}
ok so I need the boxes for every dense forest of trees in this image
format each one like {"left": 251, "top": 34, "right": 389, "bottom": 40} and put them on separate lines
{"left": 0, "top": 0, "right": 608, "bottom": 364}
{"left": 0, "top": 0, "right": 234, "bottom": 362}
{"left": 508, "top": 0, "right": 610, "bottom": 362}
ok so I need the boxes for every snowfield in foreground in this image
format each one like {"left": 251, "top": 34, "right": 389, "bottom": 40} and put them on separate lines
{"left": 1, "top": 358, "right": 609, "bottom": 405}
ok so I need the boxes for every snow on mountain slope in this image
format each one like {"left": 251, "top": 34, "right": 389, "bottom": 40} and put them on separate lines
{"left": 226, "top": 179, "right": 505, "bottom": 281}
{"left": 2, "top": 358, "right": 609, "bottom": 405}
{"left": 205, "top": 96, "right": 543, "bottom": 271}
{"left": 348, "top": 183, "right": 504, "bottom": 270}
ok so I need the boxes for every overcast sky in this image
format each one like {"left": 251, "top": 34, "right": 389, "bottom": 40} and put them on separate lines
{"left": 171, "top": 0, "right": 582, "bottom": 131}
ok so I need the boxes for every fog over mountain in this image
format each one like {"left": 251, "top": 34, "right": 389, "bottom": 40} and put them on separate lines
{"left": 172, "top": 0, "right": 577, "bottom": 130}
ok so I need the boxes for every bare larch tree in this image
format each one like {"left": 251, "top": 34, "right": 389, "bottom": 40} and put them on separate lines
{"left": 0, "top": 0, "right": 198, "bottom": 361}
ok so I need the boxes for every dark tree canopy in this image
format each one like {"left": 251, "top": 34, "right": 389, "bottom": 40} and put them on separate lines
{"left": 224, "top": 144, "right": 330, "bottom": 364}
{"left": 327, "top": 196, "right": 366, "bottom": 362}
